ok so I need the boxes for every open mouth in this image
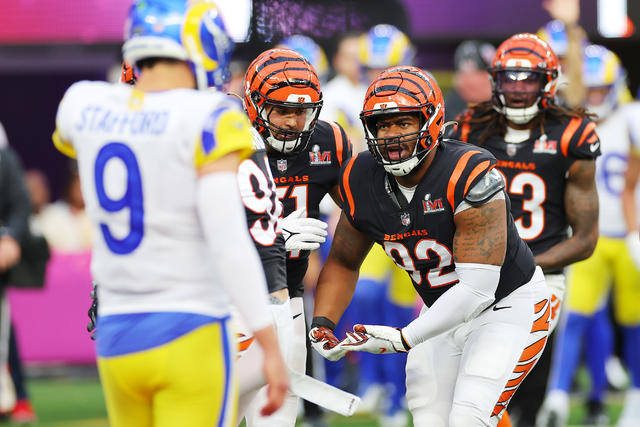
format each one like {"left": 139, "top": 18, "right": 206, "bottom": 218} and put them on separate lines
{"left": 272, "top": 130, "right": 298, "bottom": 141}
{"left": 384, "top": 144, "right": 409, "bottom": 161}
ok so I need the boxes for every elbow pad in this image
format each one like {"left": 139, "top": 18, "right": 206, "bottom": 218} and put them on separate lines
{"left": 465, "top": 168, "right": 505, "bottom": 206}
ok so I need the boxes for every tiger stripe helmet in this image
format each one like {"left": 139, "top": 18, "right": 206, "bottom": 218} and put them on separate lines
{"left": 244, "top": 48, "right": 323, "bottom": 153}
{"left": 490, "top": 33, "right": 560, "bottom": 124}
{"left": 360, "top": 66, "right": 444, "bottom": 176}
{"left": 121, "top": 61, "right": 137, "bottom": 85}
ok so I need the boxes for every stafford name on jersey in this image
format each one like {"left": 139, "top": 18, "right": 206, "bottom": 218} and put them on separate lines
{"left": 75, "top": 105, "right": 169, "bottom": 135}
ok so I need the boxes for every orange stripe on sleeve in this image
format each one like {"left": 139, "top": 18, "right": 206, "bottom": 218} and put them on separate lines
{"left": 576, "top": 121, "right": 597, "bottom": 147}
{"left": 460, "top": 122, "right": 471, "bottom": 142}
{"left": 560, "top": 117, "right": 582, "bottom": 156}
{"left": 464, "top": 160, "right": 491, "bottom": 194}
{"left": 329, "top": 121, "right": 345, "bottom": 166}
{"left": 342, "top": 154, "right": 358, "bottom": 218}
{"left": 447, "top": 150, "right": 481, "bottom": 209}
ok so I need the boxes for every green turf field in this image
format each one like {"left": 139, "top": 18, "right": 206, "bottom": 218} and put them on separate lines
{"left": 3, "top": 376, "right": 624, "bottom": 426}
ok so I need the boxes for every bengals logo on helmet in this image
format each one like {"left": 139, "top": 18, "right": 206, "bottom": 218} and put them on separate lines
{"left": 243, "top": 48, "right": 323, "bottom": 153}
{"left": 360, "top": 66, "right": 445, "bottom": 175}
{"left": 490, "top": 33, "right": 560, "bottom": 110}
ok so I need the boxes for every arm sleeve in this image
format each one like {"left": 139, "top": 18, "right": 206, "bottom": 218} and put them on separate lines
{"left": 196, "top": 172, "right": 273, "bottom": 333}
{"left": 401, "top": 263, "right": 500, "bottom": 347}
{"left": 1, "top": 148, "right": 31, "bottom": 245}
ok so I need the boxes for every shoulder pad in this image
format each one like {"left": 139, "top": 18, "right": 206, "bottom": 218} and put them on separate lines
{"left": 464, "top": 168, "right": 505, "bottom": 206}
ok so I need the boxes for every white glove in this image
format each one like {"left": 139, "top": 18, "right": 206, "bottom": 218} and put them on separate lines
{"left": 626, "top": 231, "right": 640, "bottom": 271}
{"left": 309, "top": 327, "right": 353, "bottom": 361}
{"left": 340, "top": 324, "right": 411, "bottom": 354}
{"left": 280, "top": 208, "right": 328, "bottom": 251}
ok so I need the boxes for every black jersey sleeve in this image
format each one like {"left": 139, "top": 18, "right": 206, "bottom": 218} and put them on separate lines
{"left": 338, "top": 154, "right": 360, "bottom": 227}
{"left": 445, "top": 144, "right": 498, "bottom": 212}
{"left": 560, "top": 116, "right": 601, "bottom": 160}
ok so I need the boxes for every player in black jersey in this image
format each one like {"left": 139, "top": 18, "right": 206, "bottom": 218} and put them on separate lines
{"left": 308, "top": 66, "right": 551, "bottom": 427}
{"left": 451, "top": 33, "right": 599, "bottom": 427}
{"left": 240, "top": 48, "right": 352, "bottom": 426}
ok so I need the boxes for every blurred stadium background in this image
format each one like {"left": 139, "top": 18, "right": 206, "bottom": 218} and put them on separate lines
{"left": 0, "top": 0, "right": 638, "bottom": 425}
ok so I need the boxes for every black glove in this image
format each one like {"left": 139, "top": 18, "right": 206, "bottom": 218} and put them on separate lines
{"left": 87, "top": 281, "right": 98, "bottom": 340}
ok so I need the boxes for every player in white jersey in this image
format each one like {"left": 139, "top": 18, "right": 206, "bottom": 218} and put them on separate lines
{"left": 539, "top": 45, "right": 640, "bottom": 427}
{"left": 52, "top": 2, "right": 288, "bottom": 426}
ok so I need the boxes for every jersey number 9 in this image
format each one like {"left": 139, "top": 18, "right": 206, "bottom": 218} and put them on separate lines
{"left": 94, "top": 142, "right": 145, "bottom": 255}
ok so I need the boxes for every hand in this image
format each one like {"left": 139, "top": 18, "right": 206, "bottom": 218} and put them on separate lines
{"left": 542, "top": 0, "right": 580, "bottom": 26}
{"left": 280, "top": 208, "right": 328, "bottom": 251}
{"left": 87, "top": 282, "right": 98, "bottom": 340}
{"left": 309, "top": 327, "right": 352, "bottom": 361}
{"left": 341, "top": 324, "right": 410, "bottom": 354}
{"left": 0, "top": 235, "right": 21, "bottom": 272}
{"left": 626, "top": 231, "right": 640, "bottom": 271}
{"left": 261, "top": 349, "right": 290, "bottom": 416}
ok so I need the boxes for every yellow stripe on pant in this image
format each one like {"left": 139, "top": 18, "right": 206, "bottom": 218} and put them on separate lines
{"left": 97, "top": 321, "right": 237, "bottom": 427}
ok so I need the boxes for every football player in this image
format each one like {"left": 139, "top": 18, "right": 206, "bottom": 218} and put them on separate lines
{"left": 52, "top": 1, "right": 288, "bottom": 425}
{"left": 309, "top": 66, "right": 551, "bottom": 427}
{"left": 451, "top": 33, "right": 600, "bottom": 426}
{"left": 540, "top": 46, "right": 640, "bottom": 427}
{"left": 238, "top": 48, "right": 352, "bottom": 426}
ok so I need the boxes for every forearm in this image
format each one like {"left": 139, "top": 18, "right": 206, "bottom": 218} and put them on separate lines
{"left": 402, "top": 263, "right": 499, "bottom": 347}
{"left": 197, "top": 172, "right": 272, "bottom": 333}
{"left": 313, "top": 255, "right": 359, "bottom": 327}
{"left": 622, "top": 189, "right": 638, "bottom": 233}
{"left": 534, "top": 235, "right": 596, "bottom": 272}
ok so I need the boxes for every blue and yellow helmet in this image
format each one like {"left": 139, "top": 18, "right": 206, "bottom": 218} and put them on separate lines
{"left": 537, "top": 20, "right": 569, "bottom": 57}
{"left": 122, "top": 0, "right": 234, "bottom": 90}
{"left": 358, "top": 24, "right": 415, "bottom": 69}
{"left": 277, "top": 35, "right": 329, "bottom": 83}
{"left": 582, "top": 44, "right": 629, "bottom": 118}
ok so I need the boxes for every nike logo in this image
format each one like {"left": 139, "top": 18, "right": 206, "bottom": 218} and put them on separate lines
{"left": 293, "top": 313, "right": 303, "bottom": 320}
{"left": 493, "top": 305, "right": 512, "bottom": 311}
{"left": 590, "top": 142, "right": 600, "bottom": 152}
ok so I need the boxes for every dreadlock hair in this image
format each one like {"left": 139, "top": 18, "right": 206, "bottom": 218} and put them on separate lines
{"left": 466, "top": 101, "right": 595, "bottom": 146}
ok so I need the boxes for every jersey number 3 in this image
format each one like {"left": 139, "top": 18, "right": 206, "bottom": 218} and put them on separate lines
{"left": 94, "top": 142, "right": 144, "bottom": 255}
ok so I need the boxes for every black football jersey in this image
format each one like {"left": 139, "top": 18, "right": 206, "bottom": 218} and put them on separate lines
{"left": 339, "top": 140, "right": 536, "bottom": 307}
{"left": 268, "top": 120, "right": 352, "bottom": 297}
{"left": 455, "top": 112, "right": 600, "bottom": 256}
{"left": 240, "top": 149, "right": 286, "bottom": 294}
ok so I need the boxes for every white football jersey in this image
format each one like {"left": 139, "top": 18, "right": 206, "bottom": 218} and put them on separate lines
{"left": 53, "top": 81, "right": 254, "bottom": 317}
{"left": 595, "top": 102, "right": 640, "bottom": 237}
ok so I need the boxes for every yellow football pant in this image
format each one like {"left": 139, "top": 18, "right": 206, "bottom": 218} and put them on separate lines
{"left": 97, "top": 321, "right": 237, "bottom": 427}
{"left": 567, "top": 237, "right": 640, "bottom": 325}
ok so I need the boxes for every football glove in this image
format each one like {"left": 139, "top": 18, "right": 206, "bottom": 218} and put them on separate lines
{"left": 280, "top": 208, "right": 328, "bottom": 251}
{"left": 309, "top": 327, "right": 353, "bottom": 361}
{"left": 626, "top": 231, "right": 640, "bottom": 271}
{"left": 87, "top": 281, "right": 98, "bottom": 340}
{"left": 341, "top": 324, "right": 411, "bottom": 354}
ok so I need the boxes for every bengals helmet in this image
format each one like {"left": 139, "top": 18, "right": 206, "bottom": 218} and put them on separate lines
{"left": 244, "top": 48, "right": 323, "bottom": 153}
{"left": 360, "top": 66, "right": 445, "bottom": 176}
{"left": 121, "top": 61, "right": 137, "bottom": 85}
{"left": 490, "top": 33, "right": 560, "bottom": 124}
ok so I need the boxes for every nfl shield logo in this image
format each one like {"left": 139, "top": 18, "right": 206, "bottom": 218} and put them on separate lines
{"left": 400, "top": 212, "right": 411, "bottom": 226}
{"left": 277, "top": 159, "right": 288, "bottom": 173}
{"left": 506, "top": 144, "right": 517, "bottom": 157}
